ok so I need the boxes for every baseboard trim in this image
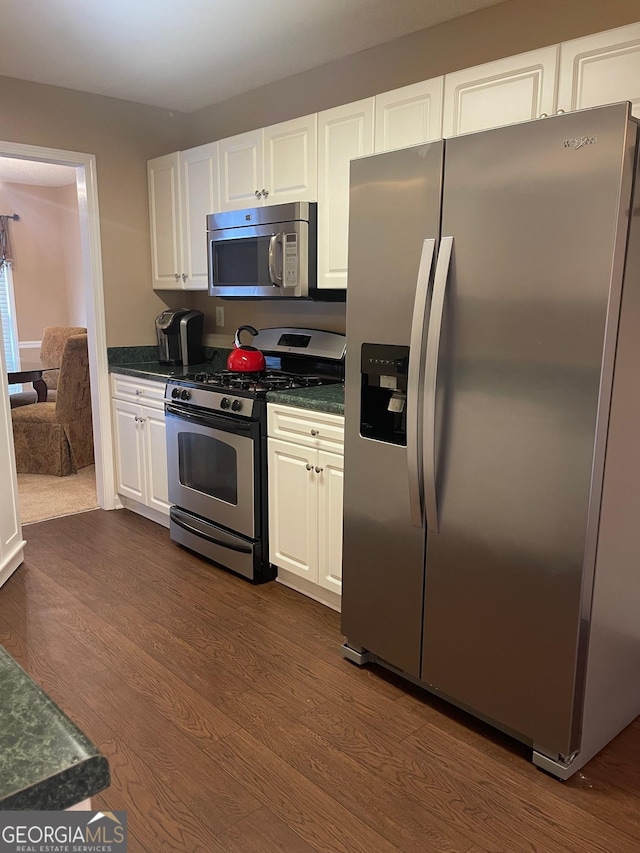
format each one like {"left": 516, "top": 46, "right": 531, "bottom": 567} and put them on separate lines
{"left": 276, "top": 568, "right": 341, "bottom": 612}
{"left": 118, "top": 498, "right": 170, "bottom": 528}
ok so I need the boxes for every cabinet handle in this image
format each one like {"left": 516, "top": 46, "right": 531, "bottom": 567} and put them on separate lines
{"left": 255, "top": 190, "right": 261, "bottom": 198}
{"left": 306, "top": 463, "right": 313, "bottom": 471}
{"left": 174, "top": 273, "right": 180, "bottom": 280}
{"left": 315, "top": 466, "right": 323, "bottom": 474}
{"left": 181, "top": 273, "right": 187, "bottom": 282}
{"left": 310, "top": 429, "right": 319, "bottom": 436}
{"left": 261, "top": 189, "right": 269, "bottom": 198}
{"left": 135, "top": 389, "right": 142, "bottom": 395}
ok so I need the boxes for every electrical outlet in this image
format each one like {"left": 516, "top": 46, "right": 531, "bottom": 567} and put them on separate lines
{"left": 216, "top": 306, "right": 224, "bottom": 327}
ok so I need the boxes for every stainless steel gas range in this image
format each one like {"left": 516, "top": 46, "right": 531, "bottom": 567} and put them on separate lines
{"left": 164, "top": 327, "right": 346, "bottom": 582}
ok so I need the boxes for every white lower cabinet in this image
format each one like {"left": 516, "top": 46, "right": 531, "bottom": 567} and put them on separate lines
{"left": 111, "top": 375, "right": 170, "bottom": 526}
{"left": 267, "top": 404, "right": 344, "bottom": 610}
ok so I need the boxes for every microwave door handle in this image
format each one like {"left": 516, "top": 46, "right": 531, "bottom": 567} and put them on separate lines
{"left": 268, "top": 234, "right": 283, "bottom": 286}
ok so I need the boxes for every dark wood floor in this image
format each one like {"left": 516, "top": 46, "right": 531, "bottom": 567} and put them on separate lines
{"left": 1, "top": 509, "right": 639, "bottom": 852}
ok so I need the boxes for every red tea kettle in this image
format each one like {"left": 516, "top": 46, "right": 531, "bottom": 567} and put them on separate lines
{"left": 227, "top": 325, "right": 266, "bottom": 373}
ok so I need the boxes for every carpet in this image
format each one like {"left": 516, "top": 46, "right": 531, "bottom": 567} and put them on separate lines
{"left": 17, "top": 465, "right": 99, "bottom": 525}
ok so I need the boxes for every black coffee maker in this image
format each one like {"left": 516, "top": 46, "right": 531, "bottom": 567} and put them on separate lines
{"left": 155, "top": 308, "right": 204, "bottom": 365}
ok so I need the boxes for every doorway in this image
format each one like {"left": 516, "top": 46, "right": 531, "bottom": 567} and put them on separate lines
{"left": 0, "top": 140, "right": 115, "bottom": 523}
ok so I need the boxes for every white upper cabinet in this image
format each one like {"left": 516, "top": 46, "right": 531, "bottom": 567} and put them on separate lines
{"left": 148, "top": 152, "right": 182, "bottom": 289}
{"left": 148, "top": 144, "right": 218, "bottom": 290}
{"left": 180, "top": 143, "right": 219, "bottom": 289}
{"left": 558, "top": 23, "right": 640, "bottom": 118}
{"left": 443, "top": 46, "right": 559, "bottom": 137}
{"left": 317, "top": 98, "right": 375, "bottom": 290}
{"left": 219, "top": 115, "right": 317, "bottom": 211}
{"left": 375, "top": 78, "right": 444, "bottom": 152}
{"left": 263, "top": 114, "right": 317, "bottom": 205}
{"left": 219, "top": 128, "right": 263, "bottom": 211}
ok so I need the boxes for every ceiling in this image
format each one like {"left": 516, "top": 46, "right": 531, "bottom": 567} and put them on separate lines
{"left": 0, "top": 159, "right": 77, "bottom": 187}
{"left": 0, "top": 0, "right": 507, "bottom": 113}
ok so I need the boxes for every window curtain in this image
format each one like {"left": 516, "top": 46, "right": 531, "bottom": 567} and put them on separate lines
{"left": 0, "top": 216, "right": 14, "bottom": 267}
{"left": 0, "top": 217, "right": 19, "bottom": 388}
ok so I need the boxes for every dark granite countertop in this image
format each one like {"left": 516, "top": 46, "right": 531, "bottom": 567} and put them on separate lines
{"left": 0, "top": 646, "right": 110, "bottom": 810}
{"left": 266, "top": 384, "right": 345, "bottom": 416}
{"left": 108, "top": 345, "right": 229, "bottom": 381}
{"left": 109, "top": 361, "right": 218, "bottom": 381}
{"left": 107, "top": 347, "right": 345, "bottom": 415}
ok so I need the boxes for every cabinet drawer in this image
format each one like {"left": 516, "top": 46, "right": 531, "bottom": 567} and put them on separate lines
{"left": 110, "top": 374, "right": 166, "bottom": 409}
{"left": 268, "top": 404, "right": 344, "bottom": 453}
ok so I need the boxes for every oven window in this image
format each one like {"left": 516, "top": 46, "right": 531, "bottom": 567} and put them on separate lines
{"left": 178, "top": 432, "right": 238, "bottom": 505}
{"left": 213, "top": 235, "right": 276, "bottom": 288}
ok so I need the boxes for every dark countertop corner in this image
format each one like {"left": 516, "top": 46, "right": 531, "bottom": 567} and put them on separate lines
{"left": 108, "top": 346, "right": 230, "bottom": 380}
{"left": 0, "top": 646, "right": 110, "bottom": 811}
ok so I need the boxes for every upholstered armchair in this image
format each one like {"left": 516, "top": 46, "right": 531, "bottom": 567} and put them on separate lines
{"left": 12, "top": 334, "right": 94, "bottom": 476}
{"left": 9, "top": 325, "right": 86, "bottom": 408}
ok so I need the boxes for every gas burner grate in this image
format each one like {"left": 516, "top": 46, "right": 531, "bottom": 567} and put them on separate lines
{"left": 181, "top": 370, "right": 331, "bottom": 394}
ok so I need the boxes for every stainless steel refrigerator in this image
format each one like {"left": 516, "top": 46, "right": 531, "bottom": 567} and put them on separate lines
{"left": 341, "top": 102, "right": 640, "bottom": 780}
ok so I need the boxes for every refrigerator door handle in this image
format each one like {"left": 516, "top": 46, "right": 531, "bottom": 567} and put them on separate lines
{"left": 407, "top": 238, "right": 436, "bottom": 528}
{"left": 423, "top": 236, "right": 453, "bottom": 533}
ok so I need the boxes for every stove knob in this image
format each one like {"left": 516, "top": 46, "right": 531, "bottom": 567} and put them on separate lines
{"left": 171, "top": 388, "right": 180, "bottom": 398}
{"left": 180, "top": 389, "right": 191, "bottom": 401}
{"left": 220, "top": 397, "right": 231, "bottom": 410}
{"left": 231, "top": 399, "right": 242, "bottom": 412}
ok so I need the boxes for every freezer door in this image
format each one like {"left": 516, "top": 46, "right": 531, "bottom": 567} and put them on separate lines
{"left": 342, "top": 142, "right": 444, "bottom": 677}
{"left": 421, "top": 103, "right": 637, "bottom": 755}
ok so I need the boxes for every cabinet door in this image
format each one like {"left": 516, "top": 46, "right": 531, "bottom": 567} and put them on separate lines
{"left": 443, "top": 46, "right": 559, "bottom": 137}
{"left": 317, "top": 99, "right": 374, "bottom": 290}
{"left": 112, "top": 399, "right": 145, "bottom": 503}
{"left": 558, "top": 23, "right": 640, "bottom": 118}
{"left": 219, "top": 129, "right": 264, "bottom": 211}
{"left": 180, "top": 143, "right": 219, "bottom": 290}
{"left": 268, "top": 438, "right": 317, "bottom": 580}
{"left": 375, "top": 78, "right": 444, "bottom": 152}
{"left": 263, "top": 114, "right": 317, "bottom": 205}
{"left": 148, "top": 152, "right": 182, "bottom": 289}
{"left": 316, "top": 450, "right": 344, "bottom": 595}
{"left": 142, "top": 406, "right": 171, "bottom": 516}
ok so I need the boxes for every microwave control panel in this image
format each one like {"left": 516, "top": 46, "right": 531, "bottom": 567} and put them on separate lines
{"left": 283, "top": 233, "right": 298, "bottom": 288}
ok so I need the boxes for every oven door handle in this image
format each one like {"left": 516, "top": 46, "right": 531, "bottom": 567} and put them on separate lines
{"left": 171, "top": 514, "right": 253, "bottom": 553}
{"left": 165, "top": 403, "right": 254, "bottom": 434}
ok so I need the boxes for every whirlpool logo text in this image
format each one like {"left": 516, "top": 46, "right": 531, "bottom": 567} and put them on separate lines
{"left": 563, "top": 135, "right": 597, "bottom": 149}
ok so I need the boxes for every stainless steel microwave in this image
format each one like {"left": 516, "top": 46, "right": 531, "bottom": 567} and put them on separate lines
{"left": 207, "top": 201, "right": 316, "bottom": 298}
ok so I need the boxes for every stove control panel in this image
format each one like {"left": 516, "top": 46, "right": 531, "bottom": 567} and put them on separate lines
{"left": 165, "top": 382, "right": 255, "bottom": 418}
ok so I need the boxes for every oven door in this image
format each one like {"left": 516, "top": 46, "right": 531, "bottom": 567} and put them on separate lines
{"left": 208, "top": 220, "right": 308, "bottom": 298}
{"left": 165, "top": 404, "right": 258, "bottom": 539}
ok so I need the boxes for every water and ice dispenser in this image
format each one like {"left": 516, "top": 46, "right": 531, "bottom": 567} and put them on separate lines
{"left": 359, "top": 344, "right": 409, "bottom": 446}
